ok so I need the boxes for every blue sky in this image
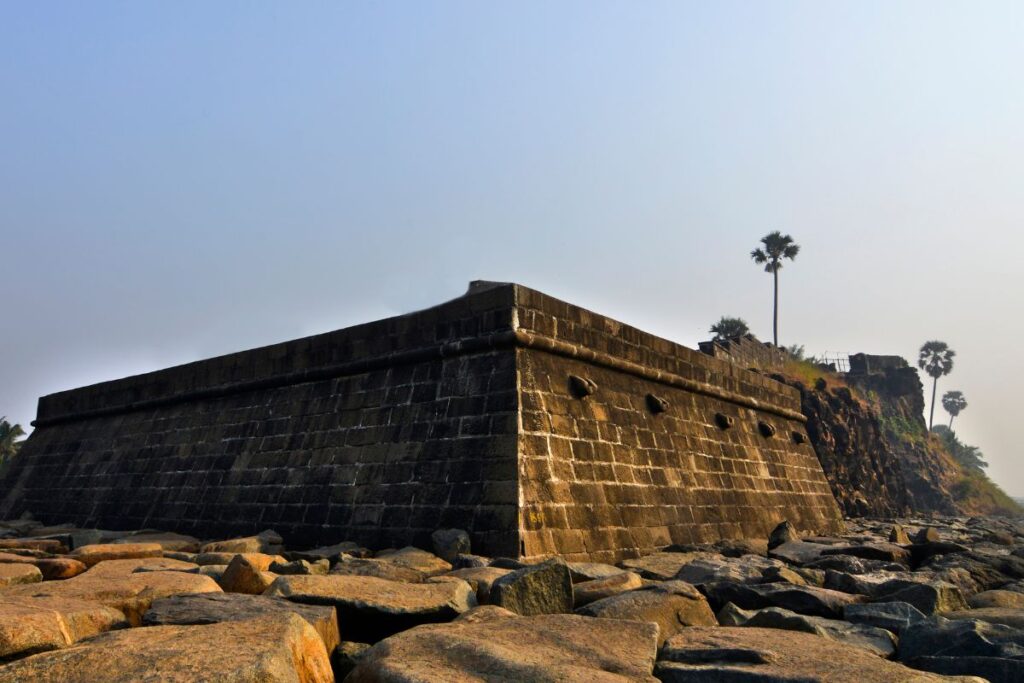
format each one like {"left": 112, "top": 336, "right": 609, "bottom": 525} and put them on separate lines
{"left": 2, "top": 2, "right": 1022, "bottom": 493}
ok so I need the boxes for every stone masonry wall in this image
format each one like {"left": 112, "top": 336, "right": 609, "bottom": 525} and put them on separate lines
{"left": 698, "top": 335, "right": 788, "bottom": 373}
{"left": 514, "top": 287, "right": 843, "bottom": 562}
{"left": 0, "top": 286, "right": 522, "bottom": 555}
{"left": 2, "top": 281, "right": 844, "bottom": 561}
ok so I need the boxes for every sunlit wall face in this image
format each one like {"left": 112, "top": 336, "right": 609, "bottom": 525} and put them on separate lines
{"left": 2, "top": 2, "right": 1021, "bottom": 495}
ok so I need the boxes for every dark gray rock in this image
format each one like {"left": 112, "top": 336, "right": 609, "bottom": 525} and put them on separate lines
{"left": 844, "top": 601, "right": 928, "bottom": 634}
{"left": 821, "top": 543, "right": 911, "bottom": 566}
{"left": 331, "top": 641, "right": 370, "bottom": 680}
{"left": 873, "top": 579, "right": 968, "bottom": 615}
{"left": 767, "top": 541, "right": 827, "bottom": 565}
{"left": 430, "top": 529, "right": 471, "bottom": 564}
{"left": 700, "top": 581, "right": 864, "bottom": 619}
{"left": 270, "top": 559, "right": 330, "bottom": 575}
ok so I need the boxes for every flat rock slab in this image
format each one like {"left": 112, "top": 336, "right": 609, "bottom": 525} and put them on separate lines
{"left": 768, "top": 541, "right": 830, "bottom": 565}
{"left": 113, "top": 532, "right": 200, "bottom": 553}
{"left": 969, "top": 590, "right": 1024, "bottom": 609}
{"left": 200, "top": 530, "right": 283, "bottom": 555}
{"left": 143, "top": 592, "right": 339, "bottom": 653}
{"left": 373, "top": 547, "right": 452, "bottom": 577}
{"left": 266, "top": 574, "right": 476, "bottom": 643}
{"left": 346, "top": 613, "right": 659, "bottom": 682}
{"left": 658, "top": 626, "right": 955, "bottom": 682}
{"left": 702, "top": 582, "right": 864, "bottom": 619}
{"left": 567, "top": 562, "right": 628, "bottom": 583}
{"left": 574, "top": 571, "right": 643, "bottom": 608}
{"left": 0, "top": 613, "right": 332, "bottom": 683}
{"left": 619, "top": 552, "right": 711, "bottom": 581}
{"left": 0, "top": 563, "right": 42, "bottom": 587}
{"left": 330, "top": 558, "right": 427, "bottom": 583}
{"left": 577, "top": 581, "right": 715, "bottom": 647}
{"left": 943, "top": 607, "right": 1024, "bottom": 630}
{"left": 734, "top": 606, "right": 897, "bottom": 657}
{"left": 1, "top": 565, "right": 221, "bottom": 625}
{"left": 0, "top": 539, "right": 67, "bottom": 554}
{"left": 0, "top": 596, "right": 128, "bottom": 660}
{"left": 69, "top": 544, "right": 163, "bottom": 567}
{"left": 844, "top": 601, "right": 928, "bottom": 634}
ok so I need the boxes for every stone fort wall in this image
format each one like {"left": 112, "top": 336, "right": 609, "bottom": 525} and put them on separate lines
{"left": 1, "top": 282, "right": 843, "bottom": 561}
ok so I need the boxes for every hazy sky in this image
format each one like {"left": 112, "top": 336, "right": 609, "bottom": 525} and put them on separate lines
{"left": 2, "top": 3, "right": 1022, "bottom": 495}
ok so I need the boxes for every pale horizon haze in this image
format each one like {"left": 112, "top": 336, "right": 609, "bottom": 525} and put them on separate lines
{"left": 2, "top": 3, "right": 1022, "bottom": 496}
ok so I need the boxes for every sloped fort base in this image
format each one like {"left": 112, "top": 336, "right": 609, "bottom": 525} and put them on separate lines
{"left": 0, "top": 282, "right": 842, "bottom": 562}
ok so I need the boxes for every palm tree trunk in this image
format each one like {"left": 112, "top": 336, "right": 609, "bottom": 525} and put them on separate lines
{"left": 773, "top": 268, "right": 779, "bottom": 346}
{"left": 929, "top": 376, "right": 938, "bottom": 431}
{"left": 949, "top": 414, "right": 955, "bottom": 430}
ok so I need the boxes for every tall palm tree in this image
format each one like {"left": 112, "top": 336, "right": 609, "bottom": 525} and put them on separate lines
{"left": 918, "top": 341, "right": 955, "bottom": 431}
{"left": 709, "top": 316, "right": 750, "bottom": 341}
{"left": 750, "top": 231, "right": 800, "bottom": 346}
{"left": 0, "top": 417, "right": 25, "bottom": 466}
{"left": 942, "top": 390, "right": 968, "bottom": 430}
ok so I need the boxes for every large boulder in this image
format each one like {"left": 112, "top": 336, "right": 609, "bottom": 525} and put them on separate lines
{"left": 0, "top": 614, "right": 332, "bottom": 683}
{"left": 674, "top": 556, "right": 781, "bottom": 585}
{"left": 897, "top": 616, "right": 1024, "bottom": 682}
{"left": 33, "top": 558, "right": 88, "bottom": 580}
{"left": 573, "top": 572, "right": 643, "bottom": 608}
{"left": 114, "top": 532, "right": 200, "bottom": 553}
{"left": 944, "top": 608, "right": 1024, "bottom": 630}
{"left": 444, "top": 567, "right": 512, "bottom": 604}
{"left": 490, "top": 559, "right": 573, "bottom": 615}
{"left": 142, "top": 592, "right": 340, "bottom": 654}
{"left": 873, "top": 580, "right": 969, "bottom": 615}
{"left": 844, "top": 601, "right": 928, "bottom": 634}
{"left": 346, "top": 613, "right": 658, "bottom": 682}
{"left": 200, "top": 529, "right": 283, "bottom": 555}
{"left": 0, "top": 563, "right": 221, "bottom": 625}
{"left": 219, "top": 554, "right": 277, "bottom": 595}
{"left": 69, "top": 543, "right": 163, "bottom": 568}
{"left": 0, "top": 596, "right": 128, "bottom": 660}
{"left": 701, "top": 582, "right": 864, "bottom": 619}
{"left": 329, "top": 557, "right": 426, "bottom": 583}
{"left": 374, "top": 547, "right": 451, "bottom": 577}
{"left": 657, "top": 627, "right": 954, "bottom": 682}
{"left": 969, "top": 590, "right": 1024, "bottom": 609}
{"left": 0, "top": 563, "right": 42, "bottom": 587}
{"left": 567, "top": 562, "right": 628, "bottom": 583}
{"left": 430, "top": 529, "right": 470, "bottom": 564}
{"left": 728, "top": 605, "right": 897, "bottom": 657}
{"left": 768, "top": 520, "right": 797, "bottom": 549}
{"left": 768, "top": 541, "right": 829, "bottom": 565}
{"left": 265, "top": 574, "right": 476, "bottom": 642}
{"left": 576, "top": 581, "right": 716, "bottom": 646}
{"left": 619, "top": 552, "right": 710, "bottom": 581}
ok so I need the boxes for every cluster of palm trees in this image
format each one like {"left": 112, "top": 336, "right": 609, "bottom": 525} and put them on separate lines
{"left": 918, "top": 342, "right": 967, "bottom": 432}
{"left": 710, "top": 232, "right": 968, "bottom": 437}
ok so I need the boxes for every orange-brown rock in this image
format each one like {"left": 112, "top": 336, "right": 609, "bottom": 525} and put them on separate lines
{"left": 142, "top": 592, "right": 340, "bottom": 654}
{"left": 200, "top": 530, "right": 283, "bottom": 555}
{"left": 195, "top": 551, "right": 286, "bottom": 569}
{"left": 33, "top": 558, "right": 88, "bottom": 580}
{"left": 219, "top": 554, "right": 277, "bottom": 594}
{"left": 0, "top": 563, "right": 42, "bottom": 587}
{"left": 69, "top": 543, "right": 162, "bottom": 567}
{"left": 0, "top": 614, "right": 332, "bottom": 683}
{"left": 265, "top": 574, "right": 476, "bottom": 643}
{"left": 0, "top": 539, "right": 67, "bottom": 554}
{"left": 114, "top": 532, "right": 200, "bottom": 553}
{"left": 1, "top": 564, "right": 220, "bottom": 625}
{"left": 346, "top": 613, "right": 659, "bottom": 681}
{"left": 0, "top": 596, "right": 128, "bottom": 660}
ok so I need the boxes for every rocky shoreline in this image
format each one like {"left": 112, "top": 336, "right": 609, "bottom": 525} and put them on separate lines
{"left": 1, "top": 515, "right": 1023, "bottom": 681}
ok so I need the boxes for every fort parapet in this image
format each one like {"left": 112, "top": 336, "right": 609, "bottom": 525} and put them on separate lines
{"left": 0, "top": 282, "right": 843, "bottom": 561}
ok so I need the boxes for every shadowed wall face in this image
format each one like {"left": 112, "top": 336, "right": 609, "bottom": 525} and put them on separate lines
{"left": 1, "top": 283, "right": 842, "bottom": 560}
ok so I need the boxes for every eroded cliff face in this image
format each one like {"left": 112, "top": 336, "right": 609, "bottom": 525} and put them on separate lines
{"left": 771, "top": 357, "right": 960, "bottom": 518}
